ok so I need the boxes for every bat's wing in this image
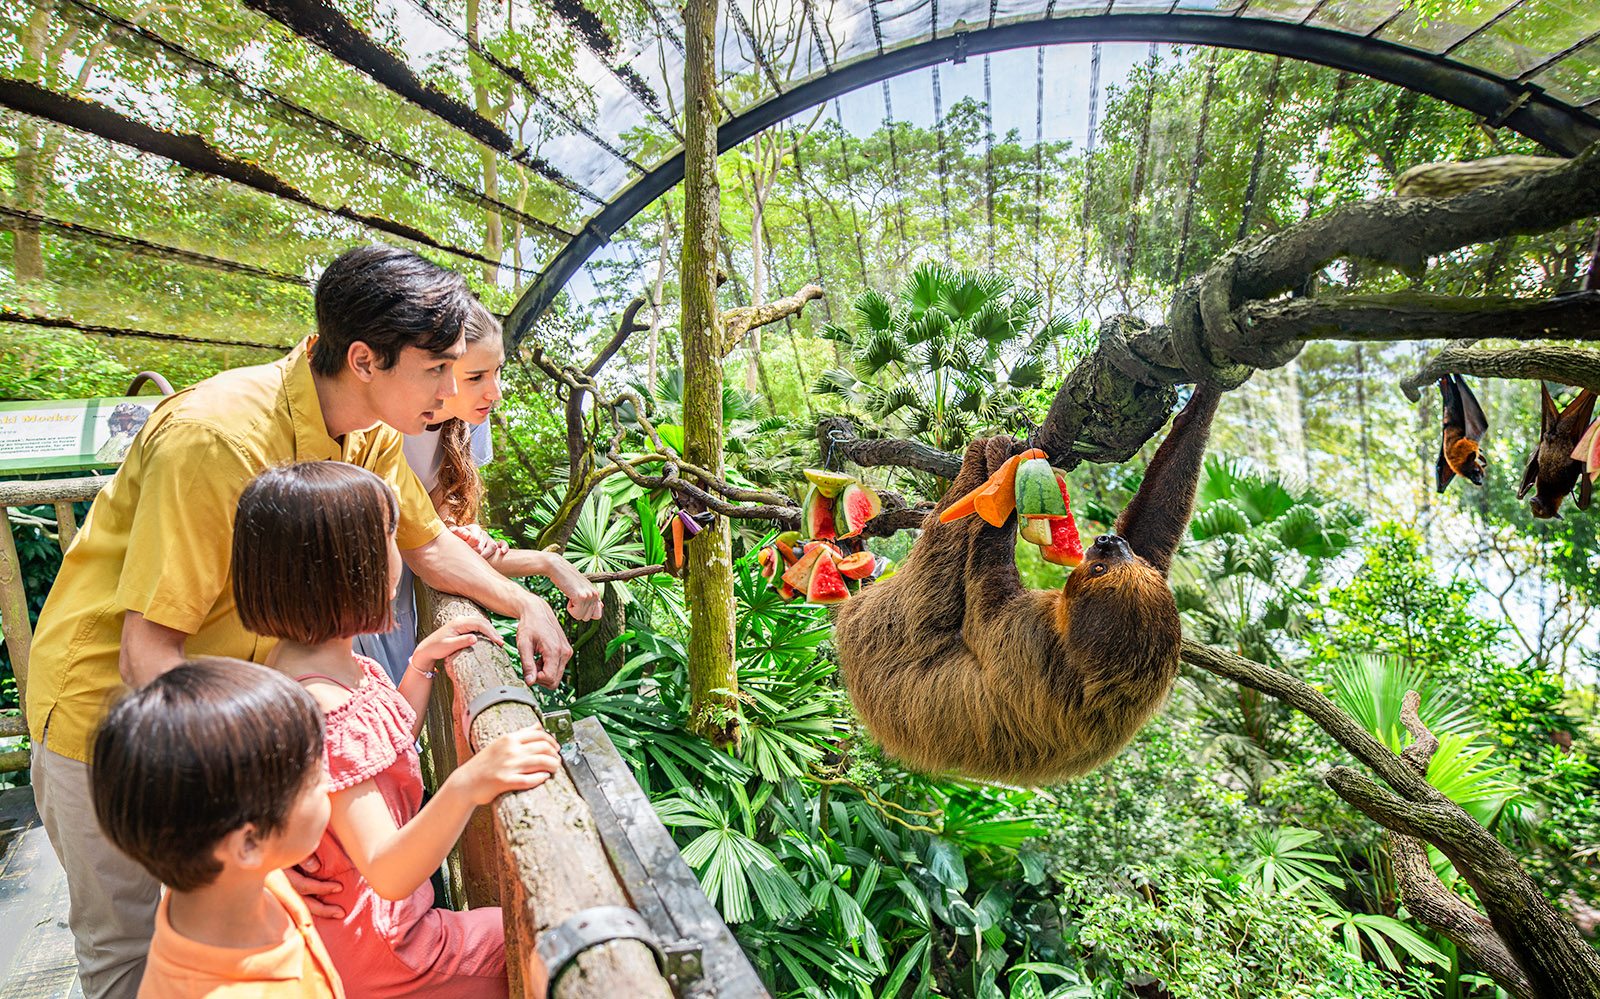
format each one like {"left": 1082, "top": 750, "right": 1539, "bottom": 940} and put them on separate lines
{"left": 1518, "top": 452, "right": 1538, "bottom": 500}
{"left": 1437, "top": 446, "right": 1456, "bottom": 493}
{"left": 1559, "top": 388, "right": 1598, "bottom": 436}
{"left": 1456, "top": 375, "right": 1489, "bottom": 442}
{"left": 1580, "top": 474, "right": 1593, "bottom": 511}
{"left": 1438, "top": 377, "right": 1463, "bottom": 434}
{"left": 1540, "top": 382, "right": 1558, "bottom": 438}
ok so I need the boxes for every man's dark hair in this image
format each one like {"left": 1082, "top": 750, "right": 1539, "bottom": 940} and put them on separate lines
{"left": 92, "top": 658, "right": 325, "bottom": 892}
{"left": 310, "top": 245, "right": 472, "bottom": 376}
{"left": 234, "top": 461, "right": 398, "bottom": 645}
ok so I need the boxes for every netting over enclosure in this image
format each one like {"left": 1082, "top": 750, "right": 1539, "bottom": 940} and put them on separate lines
{"left": 2, "top": 0, "right": 1597, "bottom": 367}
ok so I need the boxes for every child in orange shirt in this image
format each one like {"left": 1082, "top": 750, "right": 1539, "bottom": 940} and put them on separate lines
{"left": 91, "top": 658, "right": 342, "bottom": 999}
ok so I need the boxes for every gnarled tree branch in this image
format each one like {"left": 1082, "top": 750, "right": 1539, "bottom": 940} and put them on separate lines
{"left": 720, "top": 283, "right": 824, "bottom": 355}
{"left": 1181, "top": 640, "right": 1600, "bottom": 998}
{"left": 1401, "top": 343, "right": 1600, "bottom": 400}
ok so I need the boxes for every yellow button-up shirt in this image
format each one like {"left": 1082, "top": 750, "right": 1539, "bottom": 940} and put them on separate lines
{"left": 27, "top": 338, "right": 444, "bottom": 763}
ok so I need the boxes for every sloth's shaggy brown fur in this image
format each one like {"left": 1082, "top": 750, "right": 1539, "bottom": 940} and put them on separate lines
{"left": 834, "top": 384, "right": 1221, "bottom": 785}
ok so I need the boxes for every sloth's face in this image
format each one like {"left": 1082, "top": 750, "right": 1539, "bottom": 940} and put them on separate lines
{"left": 1061, "top": 534, "right": 1164, "bottom": 603}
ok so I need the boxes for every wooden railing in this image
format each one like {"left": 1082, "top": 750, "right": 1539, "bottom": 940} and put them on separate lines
{"left": 0, "top": 475, "right": 111, "bottom": 771}
{"left": 416, "top": 582, "right": 769, "bottom": 999}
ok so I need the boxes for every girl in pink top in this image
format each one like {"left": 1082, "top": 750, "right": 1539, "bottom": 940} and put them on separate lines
{"left": 232, "top": 461, "right": 562, "bottom": 999}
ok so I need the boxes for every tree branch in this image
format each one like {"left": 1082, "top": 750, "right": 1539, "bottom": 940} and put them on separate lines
{"left": 720, "top": 283, "right": 824, "bottom": 355}
{"left": 1181, "top": 640, "right": 1600, "bottom": 998}
{"left": 1385, "top": 692, "right": 1534, "bottom": 999}
{"left": 816, "top": 416, "right": 962, "bottom": 480}
{"left": 1240, "top": 290, "right": 1600, "bottom": 348}
{"left": 1401, "top": 344, "right": 1600, "bottom": 400}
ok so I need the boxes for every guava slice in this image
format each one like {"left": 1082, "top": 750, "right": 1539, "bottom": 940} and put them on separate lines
{"left": 836, "top": 551, "right": 877, "bottom": 579}
{"left": 803, "top": 468, "right": 855, "bottom": 498}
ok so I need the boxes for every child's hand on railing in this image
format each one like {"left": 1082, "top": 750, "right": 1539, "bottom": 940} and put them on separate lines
{"left": 411, "top": 615, "right": 501, "bottom": 675}
{"left": 455, "top": 726, "right": 562, "bottom": 805}
{"left": 450, "top": 523, "right": 508, "bottom": 559}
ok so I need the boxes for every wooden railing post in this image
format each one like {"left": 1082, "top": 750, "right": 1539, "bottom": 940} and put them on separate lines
{"left": 416, "top": 583, "right": 673, "bottom": 999}
{"left": 0, "top": 514, "right": 33, "bottom": 707}
{"left": 0, "top": 478, "right": 109, "bottom": 705}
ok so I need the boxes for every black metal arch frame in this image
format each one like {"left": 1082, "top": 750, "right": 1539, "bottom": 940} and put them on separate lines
{"left": 504, "top": 12, "right": 1600, "bottom": 345}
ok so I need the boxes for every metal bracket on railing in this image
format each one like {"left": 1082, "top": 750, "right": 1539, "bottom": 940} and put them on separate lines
{"left": 461, "top": 685, "right": 575, "bottom": 747}
{"left": 537, "top": 905, "right": 689, "bottom": 991}
{"left": 543, "top": 708, "right": 575, "bottom": 745}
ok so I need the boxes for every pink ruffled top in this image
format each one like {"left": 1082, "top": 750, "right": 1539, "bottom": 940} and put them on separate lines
{"left": 303, "top": 655, "right": 507, "bottom": 999}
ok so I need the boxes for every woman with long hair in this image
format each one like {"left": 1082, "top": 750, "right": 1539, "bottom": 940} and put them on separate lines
{"left": 355, "top": 301, "right": 601, "bottom": 681}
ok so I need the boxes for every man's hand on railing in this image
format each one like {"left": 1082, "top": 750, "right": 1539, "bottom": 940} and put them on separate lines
{"left": 515, "top": 593, "right": 571, "bottom": 688}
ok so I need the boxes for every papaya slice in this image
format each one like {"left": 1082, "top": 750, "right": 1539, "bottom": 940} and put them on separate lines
{"left": 803, "top": 468, "right": 855, "bottom": 498}
{"left": 837, "top": 482, "right": 882, "bottom": 538}
{"left": 836, "top": 551, "right": 877, "bottom": 579}
{"left": 940, "top": 448, "right": 1045, "bottom": 526}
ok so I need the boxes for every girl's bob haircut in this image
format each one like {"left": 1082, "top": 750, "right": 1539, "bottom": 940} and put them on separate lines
{"left": 234, "top": 461, "right": 398, "bottom": 644}
{"left": 92, "top": 657, "right": 325, "bottom": 892}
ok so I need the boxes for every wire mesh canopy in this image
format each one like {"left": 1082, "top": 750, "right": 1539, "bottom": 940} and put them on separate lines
{"left": 2, "top": 0, "right": 1597, "bottom": 357}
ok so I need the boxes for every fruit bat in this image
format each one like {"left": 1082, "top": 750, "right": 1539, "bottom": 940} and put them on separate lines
{"left": 1519, "top": 384, "right": 1596, "bottom": 518}
{"left": 1437, "top": 374, "right": 1488, "bottom": 492}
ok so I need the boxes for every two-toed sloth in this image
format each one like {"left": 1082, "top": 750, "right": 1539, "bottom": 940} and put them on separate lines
{"left": 834, "top": 382, "right": 1222, "bottom": 785}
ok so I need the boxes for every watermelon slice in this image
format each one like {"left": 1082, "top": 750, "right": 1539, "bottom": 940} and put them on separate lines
{"left": 779, "top": 580, "right": 798, "bottom": 600}
{"left": 757, "top": 544, "right": 780, "bottom": 579}
{"left": 1015, "top": 458, "right": 1067, "bottom": 518}
{"left": 802, "top": 487, "right": 838, "bottom": 540}
{"left": 836, "top": 482, "right": 882, "bottom": 538}
{"left": 805, "top": 554, "right": 850, "bottom": 604}
{"left": 782, "top": 544, "right": 828, "bottom": 592}
{"left": 1574, "top": 419, "right": 1599, "bottom": 464}
{"left": 836, "top": 551, "right": 876, "bottom": 579}
{"left": 1040, "top": 513, "right": 1084, "bottom": 567}
{"left": 803, "top": 468, "right": 855, "bottom": 498}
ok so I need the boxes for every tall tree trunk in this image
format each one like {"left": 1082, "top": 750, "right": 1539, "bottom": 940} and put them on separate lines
{"left": 467, "top": 0, "right": 502, "bottom": 284}
{"left": 681, "top": 0, "right": 738, "bottom": 748}
{"left": 13, "top": 2, "right": 54, "bottom": 289}
{"left": 745, "top": 173, "right": 766, "bottom": 396}
{"left": 647, "top": 204, "right": 673, "bottom": 406}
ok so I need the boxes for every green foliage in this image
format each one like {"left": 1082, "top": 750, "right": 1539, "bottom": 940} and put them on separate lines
{"left": 1306, "top": 524, "right": 1504, "bottom": 684}
{"left": 812, "top": 262, "right": 1088, "bottom": 454}
{"left": 1067, "top": 867, "right": 1429, "bottom": 999}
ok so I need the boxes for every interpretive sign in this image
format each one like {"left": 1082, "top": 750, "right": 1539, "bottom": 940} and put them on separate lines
{"left": 0, "top": 397, "right": 157, "bottom": 473}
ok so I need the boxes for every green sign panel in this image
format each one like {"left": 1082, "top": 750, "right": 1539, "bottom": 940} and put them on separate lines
{"left": 0, "top": 397, "right": 159, "bottom": 474}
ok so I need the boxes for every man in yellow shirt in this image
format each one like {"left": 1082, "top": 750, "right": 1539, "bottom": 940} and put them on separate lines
{"left": 26, "top": 246, "right": 570, "bottom": 999}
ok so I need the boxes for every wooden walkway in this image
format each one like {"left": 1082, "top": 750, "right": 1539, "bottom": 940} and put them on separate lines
{"left": 0, "top": 787, "right": 80, "bottom": 999}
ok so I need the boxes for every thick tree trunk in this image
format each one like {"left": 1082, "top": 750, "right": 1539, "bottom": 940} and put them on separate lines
{"left": 12, "top": 2, "right": 53, "bottom": 288}
{"left": 569, "top": 583, "right": 623, "bottom": 697}
{"left": 467, "top": 0, "right": 503, "bottom": 284}
{"left": 681, "top": 0, "right": 738, "bottom": 748}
